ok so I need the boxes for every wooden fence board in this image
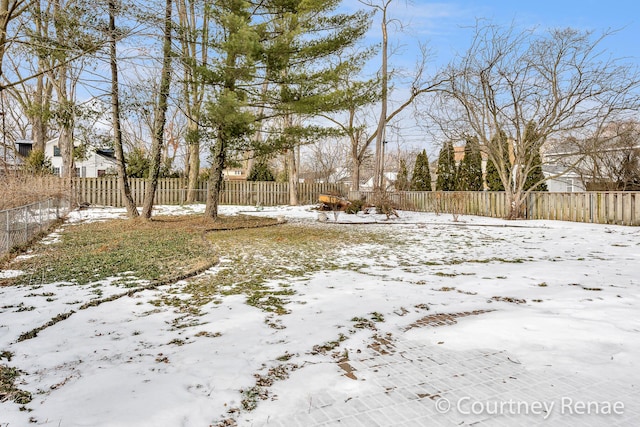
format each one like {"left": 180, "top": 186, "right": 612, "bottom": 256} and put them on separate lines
{"left": 70, "top": 178, "right": 639, "bottom": 226}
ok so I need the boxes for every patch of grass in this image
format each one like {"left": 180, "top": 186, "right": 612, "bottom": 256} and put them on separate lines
{"left": 350, "top": 316, "right": 376, "bottom": 330}
{"left": 310, "top": 334, "right": 347, "bottom": 354}
{"left": 276, "top": 352, "right": 294, "bottom": 362}
{"left": 5, "top": 215, "right": 242, "bottom": 287}
{"left": 370, "top": 311, "right": 385, "bottom": 322}
{"left": 490, "top": 296, "right": 527, "bottom": 304}
{"left": 159, "top": 223, "right": 389, "bottom": 315}
{"left": 194, "top": 331, "right": 221, "bottom": 338}
{"left": 241, "top": 363, "right": 299, "bottom": 411}
{"left": 434, "top": 272, "right": 458, "bottom": 277}
{"left": 0, "top": 360, "right": 33, "bottom": 405}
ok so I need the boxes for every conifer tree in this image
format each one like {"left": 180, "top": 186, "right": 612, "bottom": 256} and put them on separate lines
{"left": 485, "top": 130, "right": 510, "bottom": 191}
{"left": 410, "top": 149, "right": 432, "bottom": 191}
{"left": 260, "top": 0, "right": 371, "bottom": 204}
{"left": 523, "top": 148, "right": 548, "bottom": 191}
{"left": 523, "top": 122, "right": 548, "bottom": 191}
{"left": 436, "top": 140, "right": 456, "bottom": 191}
{"left": 247, "top": 158, "right": 275, "bottom": 181}
{"left": 457, "top": 137, "right": 483, "bottom": 191}
{"left": 485, "top": 157, "right": 504, "bottom": 191}
{"left": 395, "top": 159, "right": 409, "bottom": 191}
{"left": 204, "top": 0, "right": 258, "bottom": 218}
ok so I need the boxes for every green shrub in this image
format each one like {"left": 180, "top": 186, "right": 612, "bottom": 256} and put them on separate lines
{"left": 345, "top": 199, "right": 365, "bottom": 214}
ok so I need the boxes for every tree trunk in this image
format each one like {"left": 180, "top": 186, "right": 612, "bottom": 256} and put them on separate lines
{"left": 109, "top": 0, "right": 138, "bottom": 218}
{"left": 506, "top": 190, "right": 526, "bottom": 220}
{"left": 373, "top": 5, "right": 389, "bottom": 192}
{"left": 287, "top": 147, "right": 298, "bottom": 205}
{"left": 186, "top": 123, "right": 200, "bottom": 203}
{"left": 59, "top": 125, "right": 74, "bottom": 183}
{"left": 142, "top": 0, "right": 173, "bottom": 219}
{"left": 32, "top": 72, "right": 52, "bottom": 153}
{"left": 178, "top": 0, "right": 208, "bottom": 204}
{"left": 283, "top": 113, "right": 298, "bottom": 205}
{"left": 351, "top": 154, "right": 361, "bottom": 191}
{"left": 204, "top": 137, "right": 225, "bottom": 219}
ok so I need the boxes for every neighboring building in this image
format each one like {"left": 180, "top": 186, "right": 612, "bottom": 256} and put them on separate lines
{"left": 222, "top": 167, "right": 247, "bottom": 181}
{"left": 360, "top": 171, "right": 398, "bottom": 191}
{"left": 0, "top": 140, "right": 31, "bottom": 173}
{"left": 542, "top": 165, "right": 586, "bottom": 193}
{"left": 454, "top": 145, "right": 465, "bottom": 164}
{"left": 45, "top": 138, "right": 117, "bottom": 177}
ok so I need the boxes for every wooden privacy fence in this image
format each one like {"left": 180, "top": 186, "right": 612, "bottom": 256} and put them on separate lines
{"left": 73, "top": 178, "right": 347, "bottom": 208}
{"left": 71, "top": 178, "right": 639, "bottom": 226}
{"left": 349, "top": 190, "right": 640, "bottom": 226}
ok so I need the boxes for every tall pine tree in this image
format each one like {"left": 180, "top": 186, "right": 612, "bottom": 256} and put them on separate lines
{"left": 436, "top": 140, "right": 456, "bottom": 191}
{"left": 260, "top": 0, "right": 372, "bottom": 204}
{"left": 247, "top": 157, "right": 275, "bottom": 181}
{"left": 410, "top": 149, "right": 432, "bottom": 191}
{"left": 457, "top": 136, "right": 483, "bottom": 191}
{"left": 485, "top": 130, "right": 511, "bottom": 191}
{"left": 485, "top": 158, "right": 504, "bottom": 191}
{"left": 523, "top": 148, "right": 548, "bottom": 191}
{"left": 396, "top": 159, "right": 409, "bottom": 191}
{"left": 522, "top": 122, "right": 548, "bottom": 191}
{"left": 204, "top": 0, "right": 259, "bottom": 218}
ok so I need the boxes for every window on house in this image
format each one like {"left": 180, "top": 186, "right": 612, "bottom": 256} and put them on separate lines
{"left": 53, "top": 167, "right": 61, "bottom": 176}
{"left": 98, "top": 169, "right": 106, "bottom": 177}
{"left": 53, "top": 146, "right": 61, "bottom": 157}
{"left": 566, "top": 179, "right": 574, "bottom": 193}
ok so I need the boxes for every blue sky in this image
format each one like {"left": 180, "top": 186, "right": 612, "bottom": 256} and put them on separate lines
{"left": 365, "top": 0, "right": 640, "bottom": 65}
{"left": 342, "top": 0, "right": 640, "bottom": 153}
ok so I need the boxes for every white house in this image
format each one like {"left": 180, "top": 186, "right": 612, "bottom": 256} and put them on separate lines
{"left": 360, "top": 171, "right": 398, "bottom": 191}
{"left": 46, "top": 137, "right": 117, "bottom": 177}
{"left": 542, "top": 165, "right": 586, "bottom": 193}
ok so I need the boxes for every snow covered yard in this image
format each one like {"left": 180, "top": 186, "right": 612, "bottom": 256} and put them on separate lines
{"left": 0, "top": 205, "right": 639, "bottom": 426}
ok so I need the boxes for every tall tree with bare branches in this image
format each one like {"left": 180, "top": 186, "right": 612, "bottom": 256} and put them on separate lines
{"left": 357, "top": 0, "right": 443, "bottom": 192}
{"left": 108, "top": 0, "right": 138, "bottom": 217}
{"left": 433, "top": 23, "right": 640, "bottom": 218}
{"left": 176, "top": 0, "right": 210, "bottom": 202}
{"left": 141, "top": 0, "right": 173, "bottom": 219}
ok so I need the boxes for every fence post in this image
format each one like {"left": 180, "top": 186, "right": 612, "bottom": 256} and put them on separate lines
{"left": 5, "top": 210, "right": 9, "bottom": 252}
{"left": 23, "top": 204, "right": 28, "bottom": 245}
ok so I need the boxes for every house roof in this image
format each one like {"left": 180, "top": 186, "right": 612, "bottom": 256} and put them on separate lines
{"left": 96, "top": 148, "right": 116, "bottom": 159}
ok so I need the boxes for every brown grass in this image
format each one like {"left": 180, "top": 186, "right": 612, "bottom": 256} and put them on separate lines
{"left": 0, "top": 172, "right": 69, "bottom": 211}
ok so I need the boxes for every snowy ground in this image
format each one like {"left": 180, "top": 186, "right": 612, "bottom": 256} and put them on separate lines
{"left": 1, "top": 205, "right": 639, "bottom": 426}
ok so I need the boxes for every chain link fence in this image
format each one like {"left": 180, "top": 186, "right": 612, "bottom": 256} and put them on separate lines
{"left": 0, "top": 197, "right": 71, "bottom": 255}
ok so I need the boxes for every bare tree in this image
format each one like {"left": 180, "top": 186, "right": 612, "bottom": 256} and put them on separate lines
{"left": 109, "top": 0, "right": 138, "bottom": 217}
{"left": 3, "top": 0, "right": 54, "bottom": 153}
{"left": 357, "top": 0, "right": 442, "bottom": 192}
{"left": 141, "top": 0, "right": 173, "bottom": 219}
{"left": 176, "top": 0, "right": 209, "bottom": 202}
{"left": 432, "top": 23, "right": 640, "bottom": 218}
{"left": 301, "top": 136, "right": 349, "bottom": 183}
{"left": 317, "top": 48, "right": 379, "bottom": 191}
{"left": 551, "top": 121, "right": 640, "bottom": 190}
{"left": 0, "top": 0, "right": 31, "bottom": 84}
{"left": 359, "top": 0, "right": 391, "bottom": 192}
